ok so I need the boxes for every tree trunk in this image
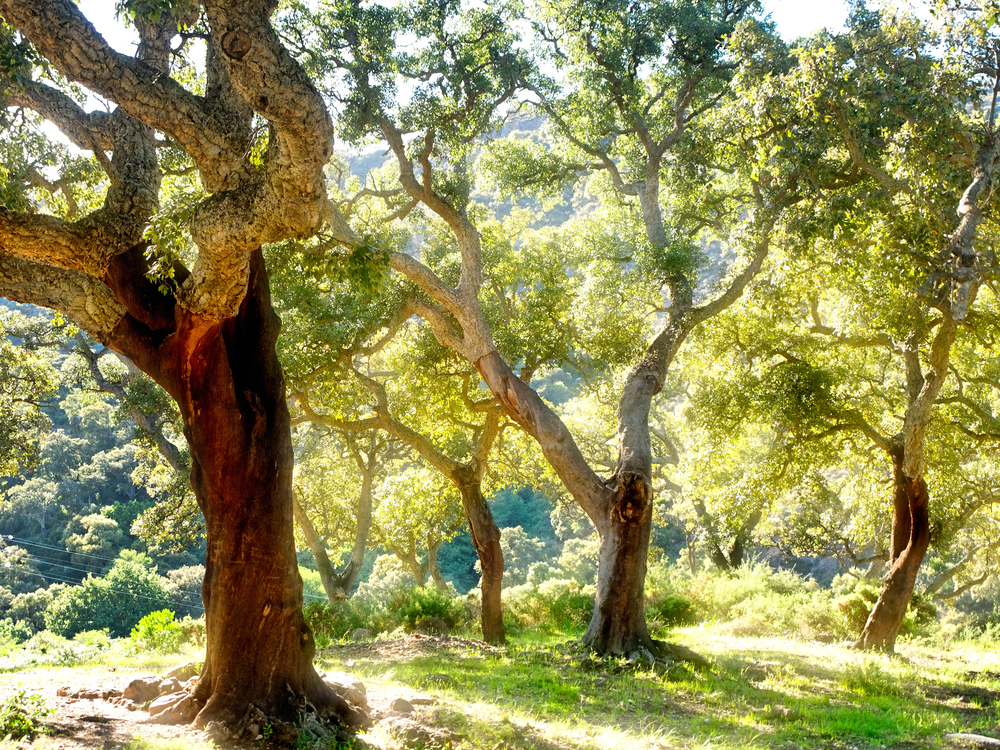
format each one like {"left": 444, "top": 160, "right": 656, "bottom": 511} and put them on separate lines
{"left": 457, "top": 475, "right": 506, "bottom": 644}
{"left": 427, "top": 536, "right": 448, "bottom": 592}
{"left": 109, "top": 251, "right": 366, "bottom": 729}
{"left": 292, "top": 462, "right": 373, "bottom": 601}
{"left": 584, "top": 475, "right": 654, "bottom": 654}
{"left": 685, "top": 530, "right": 698, "bottom": 576}
{"left": 855, "top": 448, "right": 931, "bottom": 652}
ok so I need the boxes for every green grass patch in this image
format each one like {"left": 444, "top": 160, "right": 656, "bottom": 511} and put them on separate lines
{"left": 320, "top": 627, "right": 1000, "bottom": 750}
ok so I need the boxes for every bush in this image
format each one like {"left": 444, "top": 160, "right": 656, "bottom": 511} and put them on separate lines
{"left": 647, "top": 593, "right": 696, "bottom": 627}
{"left": 130, "top": 609, "right": 183, "bottom": 653}
{"left": 0, "top": 617, "right": 33, "bottom": 645}
{"left": 7, "top": 587, "right": 59, "bottom": 635}
{"left": 177, "top": 615, "right": 206, "bottom": 646}
{"left": 45, "top": 551, "right": 170, "bottom": 638}
{"left": 834, "top": 575, "right": 937, "bottom": 639}
{"left": 392, "top": 586, "right": 468, "bottom": 633}
{"left": 502, "top": 579, "right": 594, "bottom": 634}
{"left": 0, "top": 689, "right": 53, "bottom": 740}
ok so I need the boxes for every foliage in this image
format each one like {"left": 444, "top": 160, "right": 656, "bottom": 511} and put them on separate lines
{"left": 501, "top": 579, "right": 595, "bottom": 634}
{"left": 44, "top": 551, "right": 171, "bottom": 638}
{"left": 392, "top": 586, "right": 468, "bottom": 633}
{"left": 305, "top": 574, "right": 475, "bottom": 645}
{"left": 0, "top": 689, "right": 52, "bottom": 740}
{"left": 130, "top": 609, "right": 183, "bottom": 653}
{"left": 833, "top": 575, "right": 938, "bottom": 639}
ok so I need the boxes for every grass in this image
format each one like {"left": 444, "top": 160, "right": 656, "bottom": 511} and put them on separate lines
{"left": 316, "top": 627, "right": 1000, "bottom": 750}
{"left": 1, "top": 626, "right": 998, "bottom": 749}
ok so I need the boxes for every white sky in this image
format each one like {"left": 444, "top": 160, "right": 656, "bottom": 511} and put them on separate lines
{"left": 76, "top": 1, "right": 853, "bottom": 56}
{"left": 762, "top": 0, "right": 851, "bottom": 40}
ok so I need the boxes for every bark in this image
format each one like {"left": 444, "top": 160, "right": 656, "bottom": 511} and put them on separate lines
{"left": 107, "top": 251, "right": 366, "bottom": 729}
{"left": 584, "top": 475, "right": 654, "bottom": 654}
{"left": 427, "top": 543, "right": 448, "bottom": 593}
{"left": 294, "top": 371, "right": 507, "bottom": 642}
{"left": 854, "top": 447, "right": 931, "bottom": 652}
{"left": 292, "top": 453, "right": 374, "bottom": 601}
{"left": 456, "top": 472, "right": 506, "bottom": 644}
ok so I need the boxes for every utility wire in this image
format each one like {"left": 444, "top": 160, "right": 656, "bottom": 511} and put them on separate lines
{"left": 3, "top": 535, "right": 328, "bottom": 603}
{"left": 17, "top": 569, "right": 205, "bottom": 612}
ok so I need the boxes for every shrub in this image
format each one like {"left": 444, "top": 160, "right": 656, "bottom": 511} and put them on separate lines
{"left": 177, "top": 615, "right": 206, "bottom": 646}
{"left": 7, "top": 588, "right": 58, "bottom": 635}
{"left": 392, "top": 586, "right": 468, "bottom": 633}
{"left": 834, "top": 575, "right": 937, "bottom": 639}
{"left": 45, "top": 551, "right": 170, "bottom": 638}
{"left": 0, "top": 617, "right": 33, "bottom": 645}
{"left": 502, "top": 580, "right": 594, "bottom": 634}
{"left": 648, "top": 594, "right": 696, "bottom": 627}
{"left": 130, "top": 609, "right": 183, "bottom": 653}
{"left": 0, "top": 689, "right": 53, "bottom": 740}
{"left": 74, "top": 629, "right": 112, "bottom": 649}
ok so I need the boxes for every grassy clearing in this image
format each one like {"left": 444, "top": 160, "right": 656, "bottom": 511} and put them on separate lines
{"left": 1, "top": 627, "right": 998, "bottom": 749}
{"left": 317, "top": 627, "right": 1000, "bottom": 750}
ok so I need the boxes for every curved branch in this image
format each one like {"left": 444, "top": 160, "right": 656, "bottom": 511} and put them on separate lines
{"left": 0, "top": 253, "right": 125, "bottom": 339}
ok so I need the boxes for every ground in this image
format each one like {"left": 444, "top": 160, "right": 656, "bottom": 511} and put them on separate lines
{"left": 1, "top": 630, "right": 999, "bottom": 750}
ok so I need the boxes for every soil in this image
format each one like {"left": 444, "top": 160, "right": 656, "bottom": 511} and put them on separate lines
{"left": 0, "top": 635, "right": 503, "bottom": 750}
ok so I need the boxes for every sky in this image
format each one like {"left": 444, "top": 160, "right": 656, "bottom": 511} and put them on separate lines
{"left": 762, "top": 0, "right": 851, "bottom": 39}
{"left": 78, "top": 0, "right": 854, "bottom": 53}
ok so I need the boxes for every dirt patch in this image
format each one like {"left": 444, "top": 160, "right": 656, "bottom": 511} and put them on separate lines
{"left": 0, "top": 671, "right": 191, "bottom": 750}
{"left": 0, "top": 636, "right": 502, "bottom": 749}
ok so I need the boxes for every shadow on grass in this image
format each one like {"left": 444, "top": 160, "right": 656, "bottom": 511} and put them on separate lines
{"left": 319, "top": 630, "right": 997, "bottom": 750}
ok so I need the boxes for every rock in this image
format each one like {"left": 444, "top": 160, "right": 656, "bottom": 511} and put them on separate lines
{"left": 409, "top": 697, "right": 436, "bottom": 705}
{"left": 157, "top": 677, "right": 182, "bottom": 696}
{"left": 351, "top": 628, "right": 371, "bottom": 642}
{"left": 391, "top": 698, "right": 415, "bottom": 714}
{"left": 381, "top": 716, "right": 456, "bottom": 749}
{"left": 122, "top": 676, "right": 161, "bottom": 704}
{"left": 324, "top": 672, "right": 368, "bottom": 710}
{"left": 741, "top": 662, "right": 769, "bottom": 682}
{"left": 203, "top": 720, "right": 232, "bottom": 743}
{"left": 56, "top": 686, "right": 72, "bottom": 697}
{"left": 946, "top": 733, "right": 1000, "bottom": 749}
{"left": 627, "top": 649, "right": 656, "bottom": 669}
{"left": 165, "top": 662, "right": 200, "bottom": 683}
{"left": 765, "top": 705, "right": 800, "bottom": 721}
{"left": 146, "top": 692, "right": 200, "bottom": 724}
{"left": 183, "top": 676, "right": 198, "bottom": 691}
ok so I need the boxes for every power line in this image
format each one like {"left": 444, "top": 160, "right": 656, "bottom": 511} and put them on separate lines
{"left": 17, "top": 569, "right": 205, "bottom": 612}
{"left": 3, "top": 534, "right": 328, "bottom": 603}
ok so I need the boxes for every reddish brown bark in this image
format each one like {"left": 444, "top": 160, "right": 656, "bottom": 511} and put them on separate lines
{"left": 855, "top": 447, "right": 931, "bottom": 652}
{"left": 107, "top": 250, "right": 366, "bottom": 729}
{"left": 457, "top": 473, "right": 505, "bottom": 645}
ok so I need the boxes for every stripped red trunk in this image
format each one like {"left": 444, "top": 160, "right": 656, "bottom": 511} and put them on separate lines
{"left": 108, "top": 250, "right": 365, "bottom": 729}
{"left": 457, "top": 474, "right": 505, "bottom": 644}
{"left": 855, "top": 448, "right": 931, "bottom": 652}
